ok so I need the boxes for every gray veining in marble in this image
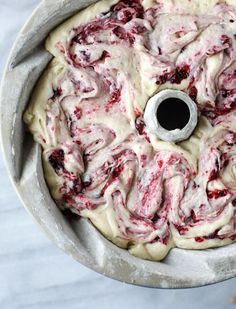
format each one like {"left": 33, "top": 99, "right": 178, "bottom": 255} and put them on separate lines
{"left": 1, "top": 1, "right": 236, "bottom": 308}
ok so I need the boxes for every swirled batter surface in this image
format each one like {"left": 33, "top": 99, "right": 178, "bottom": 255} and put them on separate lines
{"left": 25, "top": 0, "right": 236, "bottom": 260}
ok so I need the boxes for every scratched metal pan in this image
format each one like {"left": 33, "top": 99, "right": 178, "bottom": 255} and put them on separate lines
{"left": 1, "top": 0, "right": 236, "bottom": 288}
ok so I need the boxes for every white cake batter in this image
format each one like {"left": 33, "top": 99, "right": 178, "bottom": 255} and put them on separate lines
{"left": 24, "top": 0, "right": 236, "bottom": 260}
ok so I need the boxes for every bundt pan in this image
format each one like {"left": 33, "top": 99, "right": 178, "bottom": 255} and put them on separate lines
{"left": 1, "top": 0, "right": 236, "bottom": 288}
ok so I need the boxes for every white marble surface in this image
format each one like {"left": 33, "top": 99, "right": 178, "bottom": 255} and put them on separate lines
{"left": 1, "top": 1, "right": 236, "bottom": 308}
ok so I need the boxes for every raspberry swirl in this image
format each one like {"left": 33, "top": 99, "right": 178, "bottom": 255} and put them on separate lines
{"left": 25, "top": 0, "right": 236, "bottom": 260}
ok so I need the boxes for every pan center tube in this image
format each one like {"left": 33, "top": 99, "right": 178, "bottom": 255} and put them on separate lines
{"left": 144, "top": 90, "right": 198, "bottom": 142}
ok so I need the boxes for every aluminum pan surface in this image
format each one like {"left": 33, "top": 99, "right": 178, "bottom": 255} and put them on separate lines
{"left": 1, "top": 0, "right": 236, "bottom": 288}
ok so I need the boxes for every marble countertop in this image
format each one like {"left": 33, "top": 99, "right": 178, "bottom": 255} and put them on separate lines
{"left": 1, "top": 1, "right": 236, "bottom": 308}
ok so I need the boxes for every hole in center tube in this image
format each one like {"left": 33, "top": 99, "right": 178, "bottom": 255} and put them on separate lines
{"left": 156, "top": 97, "right": 190, "bottom": 131}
